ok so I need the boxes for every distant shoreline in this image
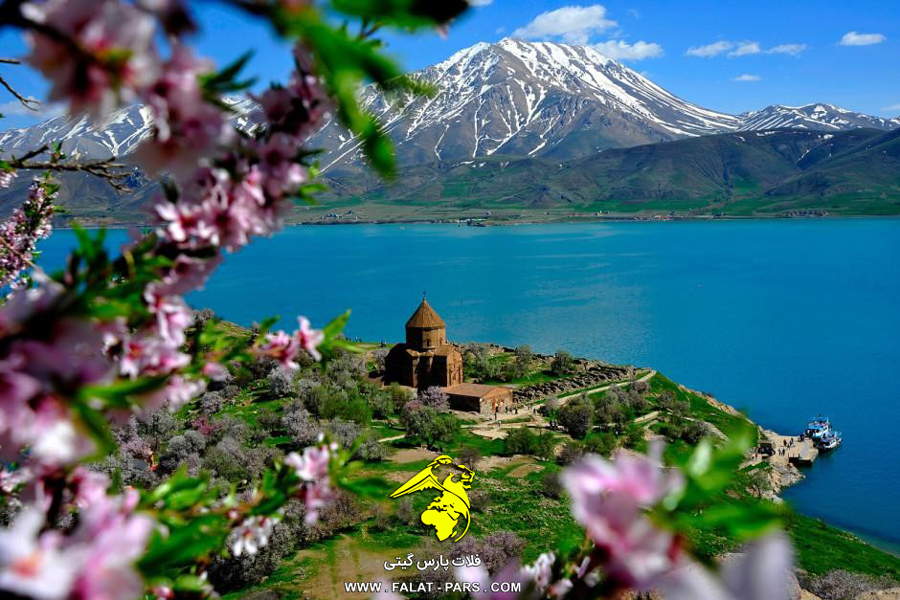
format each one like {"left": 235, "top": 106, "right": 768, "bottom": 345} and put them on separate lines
{"left": 56, "top": 213, "right": 900, "bottom": 230}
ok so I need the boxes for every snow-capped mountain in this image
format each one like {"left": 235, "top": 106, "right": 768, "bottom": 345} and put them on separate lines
{"left": 1, "top": 40, "right": 897, "bottom": 171}
{"left": 0, "top": 105, "right": 156, "bottom": 160}
{"left": 737, "top": 103, "right": 900, "bottom": 132}
{"left": 0, "top": 98, "right": 257, "bottom": 161}
{"left": 310, "top": 38, "right": 743, "bottom": 171}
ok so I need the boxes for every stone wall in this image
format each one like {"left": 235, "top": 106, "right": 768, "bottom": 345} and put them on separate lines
{"left": 513, "top": 361, "right": 631, "bottom": 404}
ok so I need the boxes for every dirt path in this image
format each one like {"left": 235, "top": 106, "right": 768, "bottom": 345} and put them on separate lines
{"left": 556, "top": 369, "right": 656, "bottom": 404}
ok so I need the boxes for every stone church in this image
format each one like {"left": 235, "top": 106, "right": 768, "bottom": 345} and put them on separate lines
{"left": 385, "top": 297, "right": 514, "bottom": 415}
{"left": 384, "top": 297, "right": 464, "bottom": 389}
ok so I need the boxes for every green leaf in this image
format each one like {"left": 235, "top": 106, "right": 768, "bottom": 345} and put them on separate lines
{"left": 70, "top": 400, "right": 117, "bottom": 456}
{"left": 138, "top": 514, "right": 228, "bottom": 575}
{"left": 330, "top": 0, "right": 469, "bottom": 29}
{"left": 322, "top": 309, "right": 351, "bottom": 340}
{"left": 199, "top": 51, "right": 257, "bottom": 98}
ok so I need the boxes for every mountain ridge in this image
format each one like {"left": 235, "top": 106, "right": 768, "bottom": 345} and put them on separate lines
{"left": 2, "top": 39, "right": 896, "bottom": 169}
{"left": 1, "top": 39, "right": 898, "bottom": 220}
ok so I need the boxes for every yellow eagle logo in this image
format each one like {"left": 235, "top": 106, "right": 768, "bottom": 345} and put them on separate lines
{"left": 390, "top": 455, "right": 475, "bottom": 542}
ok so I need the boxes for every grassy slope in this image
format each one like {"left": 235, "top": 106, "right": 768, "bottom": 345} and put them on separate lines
{"left": 195, "top": 324, "right": 898, "bottom": 597}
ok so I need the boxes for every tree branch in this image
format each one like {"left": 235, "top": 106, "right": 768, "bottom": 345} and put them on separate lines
{"left": 7, "top": 146, "right": 132, "bottom": 192}
{"left": 0, "top": 58, "right": 40, "bottom": 111}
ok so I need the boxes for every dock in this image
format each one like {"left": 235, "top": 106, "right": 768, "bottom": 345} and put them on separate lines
{"left": 753, "top": 430, "right": 819, "bottom": 467}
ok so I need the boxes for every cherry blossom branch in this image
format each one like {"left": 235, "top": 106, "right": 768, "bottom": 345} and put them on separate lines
{"left": 5, "top": 145, "right": 131, "bottom": 192}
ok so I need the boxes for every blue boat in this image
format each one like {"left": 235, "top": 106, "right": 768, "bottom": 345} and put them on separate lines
{"left": 805, "top": 416, "right": 831, "bottom": 440}
{"left": 818, "top": 430, "right": 842, "bottom": 451}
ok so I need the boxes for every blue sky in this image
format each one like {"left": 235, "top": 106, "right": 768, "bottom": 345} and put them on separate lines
{"left": 1, "top": 0, "right": 898, "bottom": 130}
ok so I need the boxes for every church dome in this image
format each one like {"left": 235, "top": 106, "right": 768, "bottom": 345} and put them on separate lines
{"left": 406, "top": 298, "right": 446, "bottom": 329}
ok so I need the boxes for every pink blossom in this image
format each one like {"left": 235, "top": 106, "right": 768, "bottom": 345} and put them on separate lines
{"left": 561, "top": 445, "right": 685, "bottom": 589}
{"left": 202, "top": 361, "right": 229, "bottom": 381}
{"left": 258, "top": 330, "right": 300, "bottom": 372}
{"left": 24, "top": 0, "right": 159, "bottom": 118}
{"left": 301, "top": 479, "right": 335, "bottom": 525}
{"left": 254, "top": 66, "right": 329, "bottom": 141}
{"left": 119, "top": 335, "right": 190, "bottom": 380}
{"left": 154, "top": 197, "right": 220, "bottom": 248}
{"left": 154, "top": 253, "right": 223, "bottom": 296}
{"left": 230, "top": 515, "right": 278, "bottom": 557}
{"left": 657, "top": 533, "right": 794, "bottom": 600}
{"left": 285, "top": 444, "right": 331, "bottom": 482}
{"left": 285, "top": 443, "right": 335, "bottom": 524}
{"left": 295, "top": 316, "right": 324, "bottom": 361}
{"left": 0, "top": 467, "right": 32, "bottom": 494}
{"left": 0, "top": 182, "right": 55, "bottom": 290}
{"left": 0, "top": 508, "right": 81, "bottom": 599}
{"left": 135, "top": 44, "right": 231, "bottom": 180}
{"left": 255, "top": 133, "right": 308, "bottom": 197}
{"left": 0, "top": 170, "right": 15, "bottom": 189}
{"left": 143, "top": 288, "right": 192, "bottom": 346}
{"left": 564, "top": 444, "right": 682, "bottom": 508}
{"left": 68, "top": 487, "right": 155, "bottom": 600}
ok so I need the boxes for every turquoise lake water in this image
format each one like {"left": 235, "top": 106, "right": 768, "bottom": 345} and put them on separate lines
{"left": 36, "top": 220, "right": 900, "bottom": 548}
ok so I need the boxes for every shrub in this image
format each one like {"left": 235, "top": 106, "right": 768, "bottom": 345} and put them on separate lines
{"left": 387, "top": 383, "right": 414, "bottom": 413}
{"left": 540, "top": 472, "right": 563, "bottom": 498}
{"left": 469, "top": 490, "right": 490, "bottom": 513}
{"left": 198, "top": 391, "right": 224, "bottom": 415}
{"left": 327, "top": 420, "right": 361, "bottom": 449}
{"left": 372, "top": 348, "right": 389, "bottom": 372}
{"left": 256, "top": 407, "right": 283, "bottom": 433}
{"left": 558, "top": 441, "right": 584, "bottom": 465}
{"left": 458, "top": 445, "right": 482, "bottom": 470}
{"left": 400, "top": 402, "right": 459, "bottom": 450}
{"left": 558, "top": 398, "right": 593, "bottom": 439}
{"left": 282, "top": 401, "right": 320, "bottom": 447}
{"left": 584, "top": 431, "right": 618, "bottom": 457}
{"left": 209, "top": 415, "right": 250, "bottom": 445}
{"left": 550, "top": 350, "right": 575, "bottom": 376}
{"left": 504, "top": 428, "right": 556, "bottom": 460}
{"left": 504, "top": 427, "right": 538, "bottom": 456}
{"left": 396, "top": 497, "right": 417, "bottom": 526}
{"left": 266, "top": 367, "right": 294, "bottom": 398}
{"left": 322, "top": 390, "right": 371, "bottom": 424}
{"left": 418, "top": 386, "right": 449, "bottom": 412}
{"left": 681, "top": 420, "right": 710, "bottom": 444}
{"left": 362, "top": 384, "right": 393, "bottom": 419}
{"left": 800, "top": 570, "right": 898, "bottom": 600}
{"left": 355, "top": 438, "right": 386, "bottom": 462}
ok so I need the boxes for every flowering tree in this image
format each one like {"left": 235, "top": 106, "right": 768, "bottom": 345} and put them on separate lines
{"left": 0, "top": 1, "right": 794, "bottom": 598}
{"left": 0, "top": 0, "right": 469, "bottom": 597}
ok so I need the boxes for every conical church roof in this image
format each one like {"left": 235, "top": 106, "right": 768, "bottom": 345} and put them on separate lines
{"left": 406, "top": 298, "right": 446, "bottom": 329}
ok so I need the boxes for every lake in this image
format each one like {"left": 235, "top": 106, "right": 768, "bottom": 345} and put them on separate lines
{"left": 36, "top": 220, "right": 900, "bottom": 549}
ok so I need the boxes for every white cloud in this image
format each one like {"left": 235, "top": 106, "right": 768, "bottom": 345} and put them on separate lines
{"left": 593, "top": 39, "right": 663, "bottom": 61}
{"left": 729, "top": 41, "right": 761, "bottom": 56}
{"left": 686, "top": 40, "right": 733, "bottom": 57}
{"left": 688, "top": 40, "right": 808, "bottom": 58}
{"left": 839, "top": 31, "right": 886, "bottom": 46}
{"left": 883, "top": 103, "right": 900, "bottom": 112}
{"left": 513, "top": 5, "right": 617, "bottom": 45}
{"left": 733, "top": 74, "right": 761, "bottom": 82}
{"left": 468, "top": 0, "right": 493, "bottom": 5}
{"left": 766, "top": 43, "right": 807, "bottom": 56}
{"left": 0, "top": 97, "right": 65, "bottom": 119}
